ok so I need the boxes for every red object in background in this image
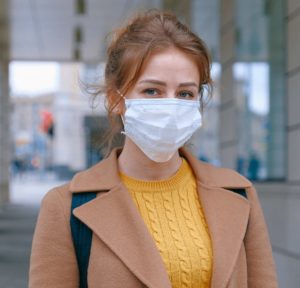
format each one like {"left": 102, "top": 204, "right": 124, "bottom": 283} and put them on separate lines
{"left": 31, "top": 156, "right": 41, "bottom": 169}
{"left": 40, "top": 110, "right": 55, "bottom": 137}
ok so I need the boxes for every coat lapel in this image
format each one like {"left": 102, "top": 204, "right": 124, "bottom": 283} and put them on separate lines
{"left": 70, "top": 148, "right": 251, "bottom": 288}
{"left": 181, "top": 149, "right": 251, "bottom": 288}
{"left": 70, "top": 148, "right": 172, "bottom": 288}
{"left": 197, "top": 183, "right": 250, "bottom": 288}
{"left": 72, "top": 183, "right": 172, "bottom": 288}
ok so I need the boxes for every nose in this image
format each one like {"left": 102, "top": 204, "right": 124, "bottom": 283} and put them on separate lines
{"left": 165, "top": 90, "right": 176, "bottom": 99}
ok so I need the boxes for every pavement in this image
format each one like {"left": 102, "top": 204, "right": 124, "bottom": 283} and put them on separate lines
{"left": 0, "top": 172, "right": 66, "bottom": 288}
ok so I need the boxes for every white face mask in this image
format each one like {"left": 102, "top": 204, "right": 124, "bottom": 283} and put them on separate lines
{"left": 121, "top": 98, "right": 202, "bottom": 162}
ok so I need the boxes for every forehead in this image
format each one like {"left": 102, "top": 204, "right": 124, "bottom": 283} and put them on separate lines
{"left": 137, "top": 48, "right": 200, "bottom": 84}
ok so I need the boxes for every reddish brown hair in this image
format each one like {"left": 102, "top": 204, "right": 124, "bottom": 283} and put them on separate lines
{"left": 87, "top": 10, "right": 213, "bottom": 153}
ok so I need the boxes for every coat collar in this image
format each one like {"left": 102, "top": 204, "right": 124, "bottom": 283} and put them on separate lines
{"left": 70, "top": 148, "right": 251, "bottom": 288}
{"left": 70, "top": 147, "right": 251, "bottom": 192}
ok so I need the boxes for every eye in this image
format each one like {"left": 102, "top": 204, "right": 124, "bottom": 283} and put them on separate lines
{"left": 178, "top": 90, "right": 195, "bottom": 99}
{"left": 142, "top": 88, "right": 160, "bottom": 97}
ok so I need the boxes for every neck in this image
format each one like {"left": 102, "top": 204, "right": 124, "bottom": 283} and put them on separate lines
{"left": 118, "top": 137, "right": 182, "bottom": 181}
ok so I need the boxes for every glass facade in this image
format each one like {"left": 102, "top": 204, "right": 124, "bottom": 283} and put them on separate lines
{"left": 234, "top": 0, "right": 286, "bottom": 180}
{"left": 191, "top": 0, "right": 286, "bottom": 180}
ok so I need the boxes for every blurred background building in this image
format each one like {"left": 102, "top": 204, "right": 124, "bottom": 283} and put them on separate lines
{"left": 0, "top": 0, "right": 299, "bottom": 287}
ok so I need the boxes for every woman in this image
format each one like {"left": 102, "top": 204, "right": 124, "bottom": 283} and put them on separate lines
{"left": 29, "top": 10, "right": 278, "bottom": 288}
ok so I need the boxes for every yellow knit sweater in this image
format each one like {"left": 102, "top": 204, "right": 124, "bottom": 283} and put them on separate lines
{"left": 120, "top": 158, "right": 213, "bottom": 288}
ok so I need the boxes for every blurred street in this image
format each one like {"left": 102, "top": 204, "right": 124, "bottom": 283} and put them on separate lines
{"left": 0, "top": 173, "right": 65, "bottom": 288}
{"left": 10, "top": 172, "right": 65, "bottom": 205}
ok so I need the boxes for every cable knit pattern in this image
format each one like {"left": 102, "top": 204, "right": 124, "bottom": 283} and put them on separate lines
{"left": 162, "top": 190, "right": 191, "bottom": 286}
{"left": 120, "top": 158, "right": 212, "bottom": 288}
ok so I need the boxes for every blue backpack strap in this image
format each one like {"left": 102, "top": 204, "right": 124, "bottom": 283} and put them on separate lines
{"left": 70, "top": 192, "right": 97, "bottom": 288}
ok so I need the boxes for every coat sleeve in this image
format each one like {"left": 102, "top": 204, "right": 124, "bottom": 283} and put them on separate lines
{"left": 29, "top": 187, "right": 79, "bottom": 288}
{"left": 245, "top": 185, "right": 278, "bottom": 288}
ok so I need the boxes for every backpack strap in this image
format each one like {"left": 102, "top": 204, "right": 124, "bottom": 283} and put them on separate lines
{"left": 225, "top": 188, "right": 248, "bottom": 199}
{"left": 70, "top": 192, "right": 97, "bottom": 288}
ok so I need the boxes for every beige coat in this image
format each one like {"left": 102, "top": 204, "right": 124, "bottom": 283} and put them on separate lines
{"left": 29, "top": 148, "right": 278, "bottom": 288}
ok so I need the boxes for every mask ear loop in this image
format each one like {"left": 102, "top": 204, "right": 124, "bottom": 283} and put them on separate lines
{"left": 116, "top": 90, "right": 126, "bottom": 135}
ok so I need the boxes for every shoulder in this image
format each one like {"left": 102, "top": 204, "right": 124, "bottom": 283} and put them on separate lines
{"left": 199, "top": 161, "right": 252, "bottom": 188}
{"left": 192, "top": 161, "right": 263, "bottom": 206}
{"left": 42, "top": 182, "right": 71, "bottom": 202}
{"left": 181, "top": 148, "right": 252, "bottom": 189}
{"left": 40, "top": 182, "right": 73, "bottom": 219}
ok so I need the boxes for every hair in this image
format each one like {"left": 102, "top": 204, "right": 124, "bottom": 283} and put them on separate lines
{"left": 84, "top": 9, "right": 213, "bottom": 155}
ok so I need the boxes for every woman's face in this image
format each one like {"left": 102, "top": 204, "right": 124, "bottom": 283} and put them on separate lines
{"left": 126, "top": 47, "right": 200, "bottom": 100}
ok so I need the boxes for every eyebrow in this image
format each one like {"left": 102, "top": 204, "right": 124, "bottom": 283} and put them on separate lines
{"left": 138, "top": 79, "right": 198, "bottom": 88}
